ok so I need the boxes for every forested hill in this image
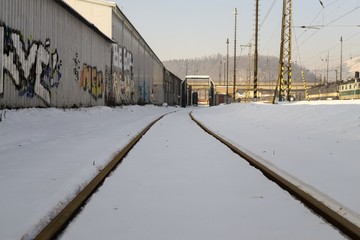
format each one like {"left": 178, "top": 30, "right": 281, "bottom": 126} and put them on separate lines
{"left": 163, "top": 54, "right": 316, "bottom": 84}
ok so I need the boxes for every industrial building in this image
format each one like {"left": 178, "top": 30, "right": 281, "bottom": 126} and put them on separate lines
{"left": 64, "top": 0, "right": 179, "bottom": 105}
{"left": 0, "top": 0, "right": 181, "bottom": 108}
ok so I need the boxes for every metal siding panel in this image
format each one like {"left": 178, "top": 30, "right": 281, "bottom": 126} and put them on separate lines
{"left": 153, "top": 60, "right": 164, "bottom": 104}
{"left": 0, "top": 0, "right": 111, "bottom": 108}
{"left": 112, "top": 6, "right": 169, "bottom": 104}
{"left": 132, "top": 38, "right": 139, "bottom": 101}
{"left": 145, "top": 50, "right": 150, "bottom": 102}
{"left": 8, "top": 0, "right": 12, "bottom": 27}
{"left": 113, "top": 14, "right": 123, "bottom": 46}
{"left": 0, "top": 27, "right": 3, "bottom": 95}
{"left": 25, "top": 0, "right": 31, "bottom": 39}
{"left": 17, "top": 0, "right": 21, "bottom": 30}
{"left": 6, "top": 0, "right": 10, "bottom": 24}
{"left": 21, "top": 0, "right": 24, "bottom": 36}
{"left": 139, "top": 44, "right": 145, "bottom": 101}
{"left": 123, "top": 26, "right": 129, "bottom": 49}
{"left": 40, "top": 0, "right": 44, "bottom": 40}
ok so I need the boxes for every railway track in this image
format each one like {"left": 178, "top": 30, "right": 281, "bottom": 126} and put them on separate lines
{"left": 34, "top": 114, "right": 167, "bottom": 240}
{"left": 35, "top": 110, "right": 359, "bottom": 239}
{"left": 190, "top": 112, "right": 360, "bottom": 239}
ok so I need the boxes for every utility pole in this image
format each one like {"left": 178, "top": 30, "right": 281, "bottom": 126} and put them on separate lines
{"left": 219, "top": 61, "right": 222, "bottom": 85}
{"left": 226, "top": 38, "right": 229, "bottom": 103}
{"left": 320, "top": 52, "right": 329, "bottom": 84}
{"left": 247, "top": 44, "right": 252, "bottom": 101}
{"left": 326, "top": 51, "right": 329, "bottom": 84}
{"left": 223, "top": 60, "right": 226, "bottom": 86}
{"left": 335, "top": 70, "right": 338, "bottom": 82}
{"left": 273, "top": 0, "right": 293, "bottom": 103}
{"left": 233, "top": 8, "right": 238, "bottom": 102}
{"left": 254, "top": 0, "right": 259, "bottom": 100}
{"left": 340, "top": 36, "right": 343, "bottom": 82}
{"left": 241, "top": 44, "right": 252, "bottom": 101}
{"left": 301, "top": 70, "right": 310, "bottom": 101}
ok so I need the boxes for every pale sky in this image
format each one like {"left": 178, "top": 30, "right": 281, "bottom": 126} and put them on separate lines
{"left": 115, "top": 0, "right": 360, "bottom": 76}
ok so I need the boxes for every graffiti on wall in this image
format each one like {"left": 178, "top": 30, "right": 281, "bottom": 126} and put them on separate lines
{"left": 112, "top": 44, "right": 135, "bottom": 104}
{"left": 73, "top": 52, "right": 81, "bottom": 83}
{"left": 73, "top": 52, "right": 104, "bottom": 100}
{"left": 0, "top": 23, "right": 62, "bottom": 105}
{"left": 104, "top": 65, "right": 112, "bottom": 103}
{"left": 80, "top": 64, "right": 104, "bottom": 99}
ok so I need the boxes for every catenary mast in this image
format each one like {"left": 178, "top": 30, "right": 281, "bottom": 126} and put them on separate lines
{"left": 273, "top": 0, "right": 293, "bottom": 103}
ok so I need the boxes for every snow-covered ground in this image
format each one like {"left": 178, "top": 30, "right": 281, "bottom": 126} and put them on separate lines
{"left": 0, "top": 106, "right": 176, "bottom": 240}
{"left": 60, "top": 110, "right": 347, "bottom": 240}
{"left": 0, "top": 101, "right": 359, "bottom": 239}
{"left": 193, "top": 100, "right": 360, "bottom": 216}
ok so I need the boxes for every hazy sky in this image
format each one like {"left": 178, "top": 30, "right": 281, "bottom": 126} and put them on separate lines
{"left": 114, "top": 0, "right": 360, "bottom": 74}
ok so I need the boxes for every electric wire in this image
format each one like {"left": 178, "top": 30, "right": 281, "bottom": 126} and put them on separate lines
{"left": 294, "top": 0, "right": 360, "bottom": 76}
{"left": 295, "top": 0, "right": 356, "bottom": 48}
{"left": 293, "top": 27, "right": 303, "bottom": 69}
{"left": 302, "top": 30, "right": 360, "bottom": 68}
{"left": 247, "top": 0, "right": 278, "bottom": 46}
{"left": 297, "top": 4, "right": 360, "bottom": 49}
{"left": 260, "top": 0, "right": 277, "bottom": 29}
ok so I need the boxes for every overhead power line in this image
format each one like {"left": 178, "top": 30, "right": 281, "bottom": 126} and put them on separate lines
{"left": 260, "top": 0, "right": 277, "bottom": 29}
{"left": 294, "top": 24, "right": 360, "bottom": 28}
{"left": 297, "top": 5, "right": 360, "bottom": 48}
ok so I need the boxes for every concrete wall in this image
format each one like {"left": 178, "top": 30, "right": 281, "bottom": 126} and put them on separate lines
{"left": 0, "top": 0, "right": 112, "bottom": 108}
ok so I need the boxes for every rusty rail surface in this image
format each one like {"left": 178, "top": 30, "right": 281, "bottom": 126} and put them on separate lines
{"left": 35, "top": 114, "right": 166, "bottom": 240}
{"left": 190, "top": 111, "right": 360, "bottom": 239}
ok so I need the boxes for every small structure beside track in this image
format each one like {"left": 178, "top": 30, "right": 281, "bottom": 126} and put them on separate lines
{"left": 181, "top": 75, "right": 215, "bottom": 107}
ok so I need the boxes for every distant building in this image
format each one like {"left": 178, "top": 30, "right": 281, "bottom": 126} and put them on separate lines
{"left": 182, "top": 75, "right": 215, "bottom": 106}
{"left": 337, "top": 72, "right": 360, "bottom": 100}
{"left": 308, "top": 83, "right": 339, "bottom": 100}
{"left": 308, "top": 72, "right": 360, "bottom": 101}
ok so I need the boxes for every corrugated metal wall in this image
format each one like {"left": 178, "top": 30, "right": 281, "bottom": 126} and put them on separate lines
{"left": 0, "top": 0, "right": 111, "bottom": 108}
{"left": 164, "top": 70, "right": 181, "bottom": 105}
{"left": 1, "top": 0, "right": 182, "bottom": 108}
{"left": 111, "top": 8, "right": 163, "bottom": 105}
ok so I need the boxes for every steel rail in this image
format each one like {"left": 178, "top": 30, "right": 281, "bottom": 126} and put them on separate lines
{"left": 34, "top": 114, "right": 167, "bottom": 240}
{"left": 189, "top": 111, "right": 360, "bottom": 239}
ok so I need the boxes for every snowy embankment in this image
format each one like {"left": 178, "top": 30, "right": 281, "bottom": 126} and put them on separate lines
{"left": 1, "top": 101, "right": 359, "bottom": 239}
{"left": 0, "top": 105, "right": 176, "bottom": 240}
{"left": 192, "top": 100, "right": 360, "bottom": 218}
{"left": 59, "top": 110, "right": 346, "bottom": 240}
